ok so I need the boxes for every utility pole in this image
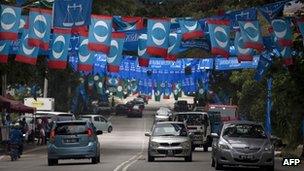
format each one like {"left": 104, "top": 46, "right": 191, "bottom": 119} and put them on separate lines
{"left": 265, "top": 77, "right": 272, "bottom": 135}
{"left": 43, "top": 69, "right": 48, "bottom": 98}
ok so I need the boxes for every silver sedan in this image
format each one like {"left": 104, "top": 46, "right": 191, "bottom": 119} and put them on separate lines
{"left": 211, "top": 121, "right": 274, "bottom": 171}
{"left": 145, "top": 122, "right": 192, "bottom": 162}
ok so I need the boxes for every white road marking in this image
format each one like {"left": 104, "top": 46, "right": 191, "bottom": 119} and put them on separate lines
{"left": 122, "top": 154, "right": 143, "bottom": 171}
{"left": 113, "top": 152, "right": 142, "bottom": 171}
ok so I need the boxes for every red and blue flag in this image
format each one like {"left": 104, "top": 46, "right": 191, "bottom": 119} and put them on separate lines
{"left": 179, "top": 19, "right": 204, "bottom": 40}
{"left": 28, "top": 8, "right": 52, "bottom": 50}
{"left": 271, "top": 18, "right": 292, "bottom": 47}
{"left": 238, "top": 20, "right": 264, "bottom": 52}
{"left": 0, "top": 40, "right": 12, "bottom": 63}
{"left": 78, "top": 31, "right": 94, "bottom": 71}
{"left": 138, "top": 33, "right": 150, "bottom": 67}
{"left": 207, "top": 19, "right": 231, "bottom": 58}
{"left": 234, "top": 31, "right": 253, "bottom": 62}
{"left": 107, "top": 32, "right": 125, "bottom": 72}
{"left": 88, "top": 15, "right": 112, "bottom": 53}
{"left": 0, "top": 5, "right": 21, "bottom": 40}
{"left": 146, "top": 18, "right": 170, "bottom": 58}
{"left": 166, "top": 32, "right": 181, "bottom": 61}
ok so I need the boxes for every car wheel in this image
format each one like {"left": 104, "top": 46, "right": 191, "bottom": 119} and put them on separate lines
{"left": 148, "top": 153, "right": 154, "bottom": 162}
{"left": 184, "top": 153, "right": 192, "bottom": 162}
{"left": 92, "top": 157, "right": 98, "bottom": 164}
{"left": 215, "top": 159, "right": 224, "bottom": 170}
{"left": 108, "top": 126, "right": 113, "bottom": 133}
{"left": 211, "top": 158, "right": 215, "bottom": 167}
{"left": 48, "top": 159, "right": 58, "bottom": 166}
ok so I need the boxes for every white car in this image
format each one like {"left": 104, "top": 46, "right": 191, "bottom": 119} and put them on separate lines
{"left": 155, "top": 107, "right": 172, "bottom": 122}
{"left": 80, "top": 115, "right": 113, "bottom": 133}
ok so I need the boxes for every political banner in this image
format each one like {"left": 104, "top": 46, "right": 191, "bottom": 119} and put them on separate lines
{"left": 113, "top": 16, "right": 144, "bottom": 31}
{"left": 48, "top": 28, "right": 71, "bottom": 69}
{"left": 207, "top": 19, "right": 231, "bottom": 58}
{"left": 94, "top": 75, "right": 104, "bottom": 95}
{"left": 166, "top": 32, "right": 182, "bottom": 61}
{"left": 179, "top": 19, "right": 204, "bottom": 40}
{"left": 154, "top": 82, "right": 162, "bottom": 101}
{"left": 146, "top": 18, "right": 170, "bottom": 58}
{"left": 271, "top": 18, "right": 293, "bottom": 47}
{"left": 15, "top": 29, "right": 39, "bottom": 65}
{"left": 259, "top": 0, "right": 287, "bottom": 23}
{"left": 215, "top": 56, "right": 259, "bottom": 70}
{"left": 0, "top": 41, "right": 12, "bottom": 63}
{"left": 28, "top": 8, "right": 52, "bottom": 50}
{"left": 138, "top": 33, "right": 150, "bottom": 67}
{"left": 53, "top": 0, "right": 92, "bottom": 28}
{"left": 234, "top": 31, "right": 254, "bottom": 62}
{"left": 78, "top": 31, "right": 94, "bottom": 71}
{"left": 19, "top": 15, "right": 28, "bottom": 32}
{"left": 297, "top": 18, "right": 304, "bottom": 39}
{"left": 279, "top": 46, "right": 293, "bottom": 65}
{"left": 239, "top": 20, "right": 264, "bottom": 52}
{"left": 88, "top": 15, "right": 112, "bottom": 53}
{"left": 226, "top": 8, "right": 257, "bottom": 29}
{"left": 163, "top": 82, "right": 172, "bottom": 99}
{"left": 0, "top": 5, "right": 21, "bottom": 40}
{"left": 107, "top": 32, "right": 126, "bottom": 72}
{"left": 254, "top": 54, "right": 272, "bottom": 81}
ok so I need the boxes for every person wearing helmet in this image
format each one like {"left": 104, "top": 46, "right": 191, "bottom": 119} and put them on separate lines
{"left": 10, "top": 123, "right": 23, "bottom": 157}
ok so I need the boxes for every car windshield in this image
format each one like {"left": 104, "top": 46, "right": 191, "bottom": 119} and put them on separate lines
{"left": 152, "top": 123, "right": 187, "bottom": 136}
{"left": 176, "top": 114, "right": 206, "bottom": 125}
{"left": 55, "top": 122, "right": 88, "bottom": 135}
{"left": 222, "top": 124, "right": 266, "bottom": 139}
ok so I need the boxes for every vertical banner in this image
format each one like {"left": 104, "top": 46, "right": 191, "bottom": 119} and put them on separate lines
{"left": 19, "top": 15, "right": 28, "bottom": 32}
{"left": 280, "top": 46, "right": 293, "bottom": 65}
{"left": 254, "top": 54, "right": 272, "bottom": 81}
{"left": 146, "top": 18, "right": 171, "bottom": 58}
{"left": 154, "top": 82, "right": 162, "bottom": 101}
{"left": 271, "top": 18, "right": 293, "bottom": 47}
{"left": 138, "top": 33, "right": 150, "bottom": 67}
{"left": 78, "top": 31, "right": 94, "bottom": 71}
{"left": 166, "top": 32, "right": 182, "bottom": 61}
{"left": 48, "top": 28, "right": 71, "bottom": 69}
{"left": 207, "top": 19, "right": 231, "bottom": 58}
{"left": 234, "top": 31, "right": 253, "bottom": 62}
{"left": 0, "top": 5, "right": 21, "bottom": 40}
{"left": 94, "top": 75, "right": 104, "bottom": 95}
{"left": 239, "top": 20, "right": 264, "bottom": 52}
{"left": 15, "top": 29, "right": 39, "bottom": 65}
{"left": 88, "top": 15, "right": 112, "bottom": 53}
{"left": 107, "top": 32, "right": 125, "bottom": 72}
{"left": 163, "top": 82, "right": 172, "bottom": 99}
{"left": 53, "top": 0, "right": 93, "bottom": 28}
{"left": 179, "top": 19, "right": 204, "bottom": 40}
{"left": 265, "top": 77, "right": 272, "bottom": 134}
{"left": 28, "top": 8, "right": 52, "bottom": 50}
{"left": 0, "top": 41, "right": 12, "bottom": 63}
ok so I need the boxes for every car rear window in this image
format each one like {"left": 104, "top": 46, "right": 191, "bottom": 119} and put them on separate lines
{"left": 55, "top": 122, "right": 88, "bottom": 135}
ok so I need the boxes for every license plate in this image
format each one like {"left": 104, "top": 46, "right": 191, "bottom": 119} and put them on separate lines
{"left": 167, "top": 150, "right": 174, "bottom": 157}
{"left": 64, "top": 138, "right": 78, "bottom": 143}
{"left": 239, "top": 155, "right": 254, "bottom": 160}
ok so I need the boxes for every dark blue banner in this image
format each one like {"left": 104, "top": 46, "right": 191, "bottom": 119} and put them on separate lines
{"left": 226, "top": 8, "right": 257, "bottom": 29}
{"left": 215, "top": 56, "right": 259, "bottom": 70}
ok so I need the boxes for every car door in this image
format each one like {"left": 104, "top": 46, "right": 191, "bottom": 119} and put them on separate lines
{"left": 93, "top": 116, "right": 102, "bottom": 131}
{"left": 99, "top": 116, "right": 108, "bottom": 131}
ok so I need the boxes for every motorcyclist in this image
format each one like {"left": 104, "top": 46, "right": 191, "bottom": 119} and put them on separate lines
{"left": 9, "top": 123, "right": 23, "bottom": 158}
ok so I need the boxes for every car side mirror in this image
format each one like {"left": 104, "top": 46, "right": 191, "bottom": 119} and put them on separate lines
{"left": 96, "top": 130, "right": 103, "bottom": 135}
{"left": 211, "top": 133, "right": 219, "bottom": 138}
{"left": 145, "top": 131, "right": 151, "bottom": 137}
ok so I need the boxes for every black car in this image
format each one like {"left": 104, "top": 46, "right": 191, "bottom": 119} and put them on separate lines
{"left": 174, "top": 100, "right": 189, "bottom": 112}
{"left": 115, "top": 104, "right": 130, "bottom": 115}
{"left": 127, "top": 105, "right": 143, "bottom": 118}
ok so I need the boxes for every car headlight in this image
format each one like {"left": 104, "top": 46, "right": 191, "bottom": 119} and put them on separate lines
{"left": 150, "top": 141, "right": 159, "bottom": 148}
{"left": 181, "top": 141, "right": 191, "bottom": 149}
{"left": 218, "top": 139, "right": 230, "bottom": 150}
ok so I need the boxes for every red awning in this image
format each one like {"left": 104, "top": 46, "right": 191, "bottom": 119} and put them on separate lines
{"left": 0, "top": 96, "right": 35, "bottom": 113}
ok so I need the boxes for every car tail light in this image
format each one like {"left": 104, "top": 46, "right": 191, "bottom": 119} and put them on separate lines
{"left": 50, "top": 130, "right": 56, "bottom": 143}
{"left": 87, "top": 128, "right": 93, "bottom": 137}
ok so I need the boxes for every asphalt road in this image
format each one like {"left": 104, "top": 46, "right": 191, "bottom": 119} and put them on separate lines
{"left": 0, "top": 106, "right": 303, "bottom": 171}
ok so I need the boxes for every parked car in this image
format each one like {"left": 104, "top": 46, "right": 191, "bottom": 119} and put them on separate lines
{"left": 35, "top": 111, "right": 75, "bottom": 122}
{"left": 115, "top": 104, "right": 129, "bottom": 115}
{"left": 211, "top": 121, "right": 274, "bottom": 171}
{"left": 173, "top": 100, "right": 188, "bottom": 112}
{"left": 79, "top": 114, "right": 113, "bottom": 133}
{"left": 127, "top": 104, "right": 143, "bottom": 118}
{"left": 132, "top": 99, "right": 145, "bottom": 110}
{"left": 47, "top": 120, "right": 102, "bottom": 166}
{"left": 155, "top": 107, "right": 172, "bottom": 122}
{"left": 145, "top": 122, "right": 192, "bottom": 162}
{"left": 173, "top": 112, "right": 211, "bottom": 151}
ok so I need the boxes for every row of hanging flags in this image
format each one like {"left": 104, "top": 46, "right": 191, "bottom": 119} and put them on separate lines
{"left": 0, "top": 0, "right": 303, "bottom": 71}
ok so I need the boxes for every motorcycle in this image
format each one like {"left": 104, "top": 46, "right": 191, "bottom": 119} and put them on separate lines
{"left": 9, "top": 143, "right": 20, "bottom": 161}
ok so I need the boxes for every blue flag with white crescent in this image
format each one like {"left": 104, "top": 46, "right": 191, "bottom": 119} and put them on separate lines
{"left": 48, "top": 28, "right": 71, "bottom": 69}
{"left": 163, "top": 82, "right": 172, "bottom": 99}
{"left": 207, "top": 19, "right": 231, "bottom": 58}
{"left": 234, "top": 31, "right": 253, "bottom": 62}
{"left": 88, "top": 15, "right": 112, "bottom": 53}
{"left": 107, "top": 32, "right": 125, "bottom": 73}
{"left": 271, "top": 18, "right": 293, "bottom": 47}
{"left": 254, "top": 53, "right": 272, "bottom": 81}
{"left": 0, "top": 5, "right": 21, "bottom": 40}
{"left": 28, "top": 8, "right": 52, "bottom": 51}
{"left": 15, "top": 29, "right": 39, "bottom": 65}
{"left": 19, "top": 15, "right": 28, "bottom": 32}
{"left": 259, "top": 0, "right": 287, "bottom": 23}
{"left": 53, "top": 0, "right": 92, "bottom": 28}
{"left": 146, "top": 18, "right": 171, "bottom": 58}
{"left": 239, "top": 20, "right": 264, "bottom": 52}
{"left": 166, "top": 32, "right": 182, "bottom": 61}
{"left": 138, "top": 33, "right": 150, "bottom": 67}
{"left": 78, "top": 32, "right": 94, "bottom": 71}
{"left": 0, "top": 40, "right": 12, "bottom": 63}
{"left": 279, "top": 46, "right": 293, "bottom": 65}
{"left": 179, "top": 19, "right": 204, "bottom": 40}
